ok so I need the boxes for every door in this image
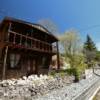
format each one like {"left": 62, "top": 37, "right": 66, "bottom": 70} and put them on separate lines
{"left": 27, "top": 57, "right": 37, "bottom": 76}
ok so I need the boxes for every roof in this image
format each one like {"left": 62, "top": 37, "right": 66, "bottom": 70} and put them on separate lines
{"left": 2, "top": 16, "right": 58, "bottom": 42}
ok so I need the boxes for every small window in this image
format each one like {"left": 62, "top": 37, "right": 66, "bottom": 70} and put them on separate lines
{"left": 27, "top": 39, "right": 32, "bottom": 47}
{"left": 9, "top": 33, "right": 14, "bottom": 43}
{"left": 22, "top": 37, "right": 26, "bottom": 46}
{"left": 9, "top": 53, "right": 21, "bottom": 69}
{"left": 42, "top": 57, "right": 49, "bottom": 68}
{"left": 15, "top": 35, "right": 20, "bottom": 44}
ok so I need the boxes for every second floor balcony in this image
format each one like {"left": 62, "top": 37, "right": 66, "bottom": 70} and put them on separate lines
{"left": 6, "top": 30, "right": 57, "bottom": 54}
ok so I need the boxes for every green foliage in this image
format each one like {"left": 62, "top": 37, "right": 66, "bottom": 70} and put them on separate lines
{"left": 66, "top": 68, "right": 81, "bottom": 82}
{"left": 93, "top": 94, "right": 98, "bottom": 100}
{"left": 66, "top": 68, "right": 74, "bottom": 75}
{"left": 83, "top": 35, "right": 97, "bottom": 68}
{"left": 49, "top": 70, "right": 68, "bottom": 77}
{"left": 73, "top": 68, "right": 80, "bottom": 82}
{"left": 49, "top": 71, "right": 56, "bottom": 76}
{"left": 95, "top": 51, "right": 100, "bottom": 61}
{"left": 59, "top": 30, "right": 81, "bottom": 57}
{"left": 84, "top": 35, "right": 97, "bottom": 51}
{"left": 69, "top": 54, "right": 87, "bottom": 81}
{"left": 59, "top": 30, "right": 87, "bottom": 81}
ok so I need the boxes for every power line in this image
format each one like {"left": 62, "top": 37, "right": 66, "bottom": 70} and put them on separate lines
{"left": 0, "top": 9, "right": 100, "bottom": 33}
{"left": 79, "top": 25, "right": 100, "bottom": 32}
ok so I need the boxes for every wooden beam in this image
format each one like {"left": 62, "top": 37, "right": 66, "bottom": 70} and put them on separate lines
{"left": 2, "top": 22, "right": 11, "bottom": 80}
{"left": 2, "top": 46, "right": 8, "bottom": 80}
{"left": 7, "top": 22, "right": 12, "bottom": 42}
{"left": 56, "top": 42, "right": 60, "bottom": 70}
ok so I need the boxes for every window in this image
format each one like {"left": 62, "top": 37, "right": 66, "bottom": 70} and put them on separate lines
{"left": 15, "top": 35, "right": 20, "bottom": 44}
{"left": 9, "top": 53, "right": 20, "bottom": 69}
{"left": 8, "top": 33, "right": 14, "bottom": 43}
{"left": 27, "top": 39, "right": 32, "bottom": 47}
{"left": 22, "top": 37, "right": 26, "bottom": 46}
{"left": 42, "top": 57, "right": 49, "bottom": 68}
{"left": 42, "top": 57, "right": 46, "bottom": 66}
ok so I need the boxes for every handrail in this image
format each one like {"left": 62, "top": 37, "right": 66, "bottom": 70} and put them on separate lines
{"left": 9, "top": 30, "right": 51, "bottom": 46}
{"left": 7, "top": 30, "right": 57, "bottom": 53}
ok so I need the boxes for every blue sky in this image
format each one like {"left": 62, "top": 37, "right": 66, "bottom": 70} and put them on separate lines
{"left": 0, "top": 0, "right": 100, "bottom": 50}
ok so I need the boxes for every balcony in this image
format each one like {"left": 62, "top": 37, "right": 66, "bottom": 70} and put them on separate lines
{"left": 7, "top": 30, "right": 57, "bottom": 53}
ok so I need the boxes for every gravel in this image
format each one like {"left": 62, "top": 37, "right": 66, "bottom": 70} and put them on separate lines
{"left": 34, "top": 74, "right": 100, "bottom": 100}
{"left": 0, "top": 74, "right": 72, "bottom": 100}
{"left": 0, "top": 72, "right": 99, "bottom": 100}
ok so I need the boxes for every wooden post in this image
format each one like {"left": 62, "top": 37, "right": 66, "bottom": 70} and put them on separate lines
{"left": 2, "top": 46, "right": 8, "bottom": 80}
{"left": 20, "top": 35, "right": 22, "bottom": 45}
{"left": 2, "top": 22, "right": 11, "bottom": 80}
{"left": 56, "top": 42, "right": 60, "bottom": 71}
{"left": 35, "top": 57, "right": 38, "bottom": 75}
{"left": 7, "top": 22, "right": 12, "bottom": 42}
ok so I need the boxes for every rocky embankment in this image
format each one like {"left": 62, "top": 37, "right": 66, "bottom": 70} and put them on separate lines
{"left": 34, "top": 75, "right": 100, "bottom": 100}
{"left": 0, "top": 74, "right": 73, "bottom": 100}
{"left": 0, "top": 73, "right": 99, "bottom": 100}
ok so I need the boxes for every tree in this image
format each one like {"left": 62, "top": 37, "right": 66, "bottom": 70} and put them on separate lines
{"left": 59, "top": 29, "right": 86, "bottom": 82}
{"left": 95, "top": 51, "right": 100, "bottom": 62}
{"left": 84, "top": 35, "right": 97, "bottom": 51}
{"left": 59, "top": 29, "right": 82, "bottom": 65}
{"left": 83, "top": 35, "right": 97, "bottom": 68}
{"left": 60, "top": 30, "right": 79, "bottom": 55}
{"left": 38, "top": 19, "right": 59, "bottom": 35}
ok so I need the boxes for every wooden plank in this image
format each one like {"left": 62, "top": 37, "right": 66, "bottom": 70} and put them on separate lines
{"left": 2, "top": 46, "right": 8, "bottom": 80}
{"left": 56, "top": 42, "right": 60, "bottom": 70}
{"left": 0, "top": 42, "right": 5, "bottom": 48}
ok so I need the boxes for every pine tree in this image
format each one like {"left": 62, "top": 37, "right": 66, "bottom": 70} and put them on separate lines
{"left": 84, "top": 35, "right": 97, "bottom": 51}
{"left": 83, "top": 35, "right": 97, "bottom": 68}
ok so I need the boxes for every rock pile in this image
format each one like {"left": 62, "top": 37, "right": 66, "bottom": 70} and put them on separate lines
{"left": 34, "top": 74, "right": 100, "bottom": 100}
{"left": 0, "top": 74, "right": 73, "bottom": 100}
{"left": 0, "top": 73, "right": 99, "bottom": 100}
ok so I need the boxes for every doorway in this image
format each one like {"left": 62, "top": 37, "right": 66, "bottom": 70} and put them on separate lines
{"left": 26, "top": 57, "right": 37, "bottom": 76}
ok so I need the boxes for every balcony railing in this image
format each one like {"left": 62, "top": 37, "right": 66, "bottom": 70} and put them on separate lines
{"left": 7, "top": 30, "right": 57, "bottom": 53}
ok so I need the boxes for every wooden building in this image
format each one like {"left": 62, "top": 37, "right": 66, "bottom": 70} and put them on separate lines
{"left": 0, "top": 17, "right": 60, "bottom": 79}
